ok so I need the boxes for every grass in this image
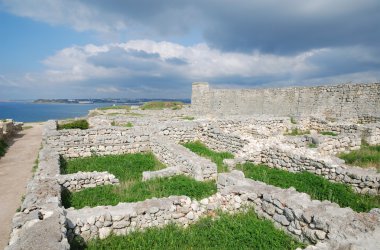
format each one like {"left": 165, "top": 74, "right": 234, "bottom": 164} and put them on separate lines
{"left": 284, "top": 128, "right": 310, "bottom": 136}
{"left": 338, "top": 142, "right": 380, "bottom": 172}
{"left": 181, "top": 116, "right": 195, "bottom": 120}
{"left": 308, "top": 143, "right": 317, "bottom": 148}
{"left": 236, "top": 163, "right": 380, "bottom": 212}
{"left": 182, "top": 141, "right": 234, "bottom": 172}
{"left": 58, "top": 120, "right": 89, "bottom": 130}
{"left": 71, "top": 210, "right": 306, "bottom": 250}
{"left": 319, "top": 131, "right": 338, "bottom": 136}
{"left": 111, "top": 121, "right": 133, "bottom": 127}
{"left": 0, "top": 139, "right": 8, "bottom": 157}
{"left": 22, "top": 125, "right": 33, "bottom": 130}
{"left": 98, "top": 105, "right": 130, "bottom": 111}
{"left": 290, "top": 117, "right": 297, "bottom": 124}
{"left": 141, "top": 101, "right": 183, "bottom": 110}
{"left": 61, "top": 153, "right": 216, "bottom": 209}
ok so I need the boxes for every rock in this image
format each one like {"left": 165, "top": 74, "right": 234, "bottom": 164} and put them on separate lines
{"left": 99, "top": 227, "right": 112, "bottom": 239}
{"left": 273, "top": 214, "right": 290, "bottom": 226}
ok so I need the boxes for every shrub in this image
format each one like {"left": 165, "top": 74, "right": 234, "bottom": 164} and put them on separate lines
{"left": 58, "top": 120, "right": 89, "bottom": 130}
{"left": 0, "top": 139, "right": 8, "bottom": 157}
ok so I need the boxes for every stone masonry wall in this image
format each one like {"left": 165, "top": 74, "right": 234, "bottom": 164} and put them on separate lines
{"left": 58, "top": 172, "right": 119, "bottom": 192}
{"left": 45, "top": 125, "right": 150, "bottom": 158}
{"left": 65, "top": 171, "right": 380, "bottom": 249}
{"left": 191, "top": 82, "right": 380, "bottom": 120}
{"left": 149, "top": 136, "right": 217, "bottom": 181}
{"left": 6, "top": 123, "right": 70, "bottom": 250}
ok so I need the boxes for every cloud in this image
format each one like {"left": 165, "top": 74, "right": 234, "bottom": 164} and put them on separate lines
{"left": 2, "top": 0, "right": 380, "bottom": 54}
{"left": 0, "top": 39, "right": 377, "bottom": 99}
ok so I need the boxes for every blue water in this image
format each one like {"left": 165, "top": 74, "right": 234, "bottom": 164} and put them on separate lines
{"left": 0, "top": 102, "right": 120, "bottom": 122}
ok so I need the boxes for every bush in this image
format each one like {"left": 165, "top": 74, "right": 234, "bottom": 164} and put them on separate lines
{"left": 58, "top": 120, "right": 89, "bottom": 130}
{"left": 0, "top": 139, "right": 8, "bottom": 157}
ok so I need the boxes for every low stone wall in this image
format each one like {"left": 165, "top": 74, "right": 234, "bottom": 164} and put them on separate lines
{"left": 6, "top": 144, "right": 69, "bottom": 249}
{"left": 58, "top": 172, "right": 119, "bottom": 192}
{"left": 316, "top": 133, "right": 361, "bottom": 155}
{"left": 65, "top": 171, "right": 380, "bottom": 249}
{"left": 218, "top": 171, "right": 380, "bottom": 249}
{"left": 259, "top": 145, "right": 380, "bottom": 195}
{"left": 362, "top": 123, "right": 380, "bottom": 145}
{"left": 45, "top": 125, "right": 150, "bottom": 158}
{"left": 149, "top": 136, "right": 217, "bottom": 181}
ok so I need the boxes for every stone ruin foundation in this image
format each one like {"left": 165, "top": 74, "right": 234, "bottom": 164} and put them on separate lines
{"left": 5, "top": 82, "right": 380, "bottom": 249}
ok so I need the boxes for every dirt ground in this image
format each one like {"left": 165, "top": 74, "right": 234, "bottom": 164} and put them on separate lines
{"left": 0, "top": 123, "right": 43, "bottom": 249}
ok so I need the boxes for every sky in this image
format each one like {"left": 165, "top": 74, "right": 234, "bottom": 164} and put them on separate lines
{"left": 0, "top": 0, "right": 379, "bottom": 99}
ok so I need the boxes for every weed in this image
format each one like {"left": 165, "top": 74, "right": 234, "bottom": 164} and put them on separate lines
{"left": 290, "top": 117, "right": 297, "bottom": 124}
{"left": 0, "top": 139, "right": 8, "bottom": 157}
{"left": 338, "top": 143, "right": 380, "bottom": 172}
{"left": 181, "top": 116, "right": 195, "bottom": 120}
{"left": 284, "top": 128, "right": 310, "bottom": 136}
{"left": 319, "top": 131, "right": 338, "bottom": 136}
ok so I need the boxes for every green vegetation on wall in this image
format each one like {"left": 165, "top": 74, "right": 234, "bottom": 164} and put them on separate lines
{"left": 284, "top": 128, "right": 310, "bottom": 136}
{"left": 319, "top": 131, "right": 338, "bottom": 136}
{"left": 236, "top": 163, "right": 380, "bottom": 212}
{"left": 61, "top": 153, "right": 216, "bottom": 209}
{"left": 141, "top": 101, "right": 183, "bottom": 110}
{"left": 182, "top": 141, "right": 234, "bottom": 172}
{"left": 58, "top": 120, "right": 89, "bottom": 130}
{"left": 339, "top": 142, "right": 380, "bottom": 172}
{"left": 72, "top": 210, "right": 306, "bottom": 250}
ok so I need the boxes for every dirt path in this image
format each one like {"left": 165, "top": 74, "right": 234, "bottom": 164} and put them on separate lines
{"left": 0, "top": 123, "right": 43, "bottom": 249}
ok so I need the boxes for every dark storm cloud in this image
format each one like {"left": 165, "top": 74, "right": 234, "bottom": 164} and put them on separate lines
{"left": 71, "top": 0, "right": 380, "bottom": 54}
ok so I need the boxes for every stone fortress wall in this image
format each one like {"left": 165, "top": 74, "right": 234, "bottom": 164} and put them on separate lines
{"left": 191, "top": 82, "right": 380, "bottom": 120}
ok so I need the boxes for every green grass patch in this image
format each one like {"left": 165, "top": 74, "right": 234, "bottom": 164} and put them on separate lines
{"left": 284, "top": 128, "right": 310, "bottom": 136}
{"left": 58, "top": 120, "right": 89, "bottom": 130}
{"left": 98, "top": 105, "right": 130, "bottom": 111}
{"left": 141, "top": 101, "right": 183, "bottom": 110}
{"left": 319, "top": 131, "right": 338, "bottom": 136}
{"left": 110, "top": 121, "right": 133, "bottom": 127}
{"left": 308, "top": 143, "right": 317, "bottom": 148}
{"left": 236, "top": 163, "right": 380, "bottom": 212}
{"left": 61, "top": 153, "right": 216, "bottom": 209}
{"left": 72, "top": 210, "right": 306, "bottom": 250}
{"left": 181, "top": 116, "right": 195, "bottom": 120}
{"left": 22, "top": 125, "right": 33, "bottom": 130}
{"left": 338, "top": 143, "right": 380, "bottom": 172}
{"left": 0, "top": 139, "right": 8, "bottom": 157}
{"left": 182, "top": 141, "right": 234, "bottom": 172}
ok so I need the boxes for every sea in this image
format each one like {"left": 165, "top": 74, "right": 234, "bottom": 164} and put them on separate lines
{"left": 0, "top": 101, "right": 128, "bottom": 122}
